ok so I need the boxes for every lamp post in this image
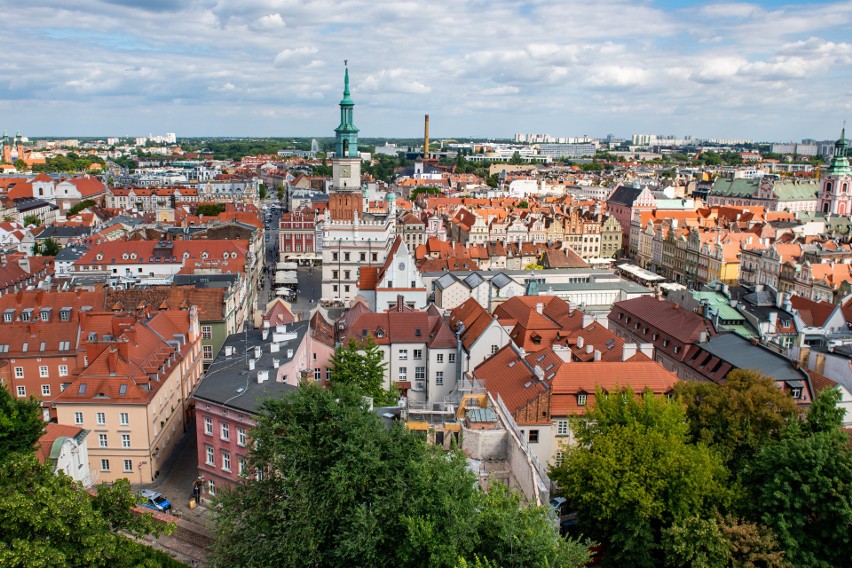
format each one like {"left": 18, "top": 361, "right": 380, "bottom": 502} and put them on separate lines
{"left": 138, "top": 460, "right": 148, "bottom": 485}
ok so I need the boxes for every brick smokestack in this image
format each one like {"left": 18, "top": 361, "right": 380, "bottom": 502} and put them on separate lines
{"left": 424, "top": 114, "right": 430, "bottom": 158}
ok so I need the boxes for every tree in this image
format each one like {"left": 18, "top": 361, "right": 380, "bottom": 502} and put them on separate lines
{"left": 212, "top": 384, "right": 591, "bottom": 568}
{"left": 329, "top": 338, "right": 397, "bottom": 406}
{"left": 675, "top": 369, "right": 797, "bottom": 474}
{"left": 744, "top": 424, "right": 852, "bottom": 567}
{"left": 197, "top": 203, "right": 226, "bottom": 217}
{"left": 36, "top": 238, "right": 61, "bottom": 256}
{"left": 517, "top": 200, "right": 529, "bottom": 208}
{"left": 258, "top": 184, "right": 267, "bottom": 200}
{"left": 0, "top": 387, "right": 44, "bottom": 461}
{"left": 14, "top": 159, "right": 27, "bottom": 172}
{"left": 804, "top": 385, "right": 846, "bottom": 434}
{"left": 509, "top": 151, "right": 523, "bottom": 165}
{"left": 23, "top": 214, "right": 41, "bottom": 227}
{"left": 662, "top": 514, "right": 789, "bottom": 568}
{"left": 550, "top": 387, "right": 729, "bottom": 567}
{"left": 68, "top": 199, "right": 96, "bottom": 215}
{"left": 277, "top": 187, "right": 285, "bottom": 201}
{"left": 0, "top": 452, "right": 174, "bottom": 568}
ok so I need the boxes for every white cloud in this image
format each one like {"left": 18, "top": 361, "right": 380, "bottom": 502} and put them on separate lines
{"left": 253, "top": 13, "right": 285, "bottom": 30}
{"left": 0, "top": 0, "right": 848, "bottom": 139}
{"left": 273, "top": 46, "right": 318, "bottom": 66}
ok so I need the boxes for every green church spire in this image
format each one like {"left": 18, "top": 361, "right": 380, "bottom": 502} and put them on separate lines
{"left": 334, "top": 61, "right": 359, "bottom": 158}
{"left": 826, "top": 125, "right": 850, "bottom": 177}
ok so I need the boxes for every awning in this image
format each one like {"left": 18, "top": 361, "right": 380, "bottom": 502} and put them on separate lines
{"left": 396, "top": 381, "right": 412, "bottom": 389}
{"left": 275, "top": 272, "right": 298, "bottom": 285}
{"left": 275, "top": 288, "right": 293, "bottom": 296}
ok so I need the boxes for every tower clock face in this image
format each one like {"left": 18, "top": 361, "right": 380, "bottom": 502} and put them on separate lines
{"left": 340, "top": 165, "right": 351, "bottom": 177}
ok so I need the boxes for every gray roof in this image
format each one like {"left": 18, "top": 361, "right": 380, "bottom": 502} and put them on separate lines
{"left": 434, "top": 273, "right": 458, "bottom": 291}
{"left": 193, "top": 322, "right": 308, "bottom": 415}
{"left": 172, "top": 274, "right": 239, "bottom": 288}
{"left": 36, "top": 226, "right": 92, "bottom": 240}
{"left": 699, "top": 332, "right": 805, "bottom": 384}
{"left": 462, "top": 272, "right": 485, "bottom": 289}
{"left": 490, "top": 272, "right": 514, "bottom": 289}
{"left": 55, "top": 245, "right": 89, "bottom": 262}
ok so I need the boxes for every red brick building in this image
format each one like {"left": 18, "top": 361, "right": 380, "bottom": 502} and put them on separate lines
{"left": 278, "top": 207, "right": 316, "bottom": 257}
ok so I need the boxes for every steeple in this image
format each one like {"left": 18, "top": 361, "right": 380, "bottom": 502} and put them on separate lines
{"left": 334, "top": 61, "right": 359, "bottom": 159}
{"left": 827, "top": 124, "right": 850, "bottom": 176}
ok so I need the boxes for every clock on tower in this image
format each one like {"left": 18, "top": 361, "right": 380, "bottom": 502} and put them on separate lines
{"left": 340, "top": 165, "right": 351, "bottom": 178}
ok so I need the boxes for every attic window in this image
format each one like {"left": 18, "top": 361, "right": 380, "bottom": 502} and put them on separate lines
{"left": 39, "top": 342, "right": 46, "bottom": 352}
{"left": 415, "top": 328, "right": 422, "bottom": 337}
{"left": 662, "top": 339, "right": 669, "bottom": 347}
{"left": 361, "top": 329, "right": 368, "bottom": 337}
{"left": 21, "top": 342, "right": 28, "bottom": 352}
{"left": 231, "top": 252, "right": 237, "bottom": 258}
{"left": 21, "top": 309, "right": 33, "bottom": 322}
{"left": 40, "top": 308, "right": 51, "bottom": 321}
{"left": 130, "top": 253, "right": 137, "bottom": 260}
{"left": 508, "top": 361, "right": 516, "bottom": 368}
{"left": 3, "top": 309, "right": 14, "bottom": 322}
{"left": 122, "top": 253, "right": 129, "bottom": 260}
{"left": 119, "top": 384, "right": 127, "bottom": 396}
{"left": 60, "top": 307, "right": 71, "bottom": 321}
{"left": 375, "top": 329, "right": 384, "bottom": 338}
{"left": 0, "top": 344, "right": 8, "bottom": 353}
{"left": 545, "top": 363, "right": 554, "bottom": 371}
{"left": 791, "top": 387, "right": 802, "bottom": 399}
{"left": 536, "top": 354, "right": 546, "bottom": 362}
{"left": 96, "top": 253, "right": 103, "bottom": 261}
{"left": 78, "top": 383, "right": 87, "bottom": 395}
{"left": 59, "top": 341, "right": 70, "bottom": 351}
{"left": 88, "top": 332, "right": 97, "bottom": 341}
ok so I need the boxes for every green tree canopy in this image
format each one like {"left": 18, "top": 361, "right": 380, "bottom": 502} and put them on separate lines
{"left": 329, "top": 337, "right": 397, "bottom": 406}
{"left": 67, "top": 199, "right": 96, "bottom": 215}
{"left": 36, "top": 238, "right": 62, "bottom": 256}
{"left": 196, "top": 203, "right": 226, "bottom": 217}
{"left": 212, "top": 384, "right": 591, "bottom": 568}
{"left": 23, "top": 214, "right": 41, "bottom": 227}
{"left": 0, "top": 453, "right": 174, "bottom": 568}
{"left": 550, "top": 387, "right": 730, "bottom": 567}
{"left": 0, "top": 387, "right": 44, "bottom": 461}
{"left": 14, "top": 159, "right": 27, "bottom": 172}
{"left": 0, "top": 386, "right": 175, "bottom": 567}
{"left": 744, "top": 423, "right": 852, "bottom": 567}
{"left": 675, "top": 369, "right": 798, "bottom": 474}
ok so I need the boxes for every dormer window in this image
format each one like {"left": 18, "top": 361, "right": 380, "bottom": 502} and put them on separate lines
{"left": 662, "top": 339, "right": 668, "bottom": 347}
{"left": 96, "top": 253, "right": 103, "bottom": 261}
{"left": 40, "top": 308, "right": 51, "bottom": 321}
{"left": 577, "top": 393, "right": 587, "bottom": 406}
{"left": 3, "top": 310, "right": 14, "bottom": 323}
{"left": 60, "top": 308, "right": 71, "bottom": 321}
{"left": 791, "top": 387, "right": 802, "bottom": 399}
{"left": 122, "top": 253, "right": 129, "bottom": 260}
{"left": 21, "top": 309, "right": 33, "bottom": 322}
{"left": 375, "top": 328, "right": 385, "bottom": 338}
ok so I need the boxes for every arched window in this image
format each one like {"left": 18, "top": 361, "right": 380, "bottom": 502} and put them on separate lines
{"left": 824, "top": 202, "right": 830, "bottom": 214}
{"left": 342, "top": 139, "right": 349, "bottom": 156}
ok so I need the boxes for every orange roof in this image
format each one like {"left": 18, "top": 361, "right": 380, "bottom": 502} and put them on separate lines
{"left": 37, "top": 423, "right": 85, "bottom": 463}
{"left": 550, "top": 360, "right": 679, "bottom": 415}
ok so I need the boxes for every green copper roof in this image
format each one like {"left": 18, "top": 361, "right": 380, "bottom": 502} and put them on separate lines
{"left": 340, "top": 66, "right": 353, "bottom": 106}
{"left": 827, "top": 126, "right": 850, "bottom": 176}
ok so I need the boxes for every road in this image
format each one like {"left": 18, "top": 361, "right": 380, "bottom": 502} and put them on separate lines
{"left": 257, "top": 202, "right": 322, "bottom": 321}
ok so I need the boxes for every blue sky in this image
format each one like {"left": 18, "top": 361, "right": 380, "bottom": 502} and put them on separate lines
{"left": 0, "top": 0, "right": 849, "bottom": 141}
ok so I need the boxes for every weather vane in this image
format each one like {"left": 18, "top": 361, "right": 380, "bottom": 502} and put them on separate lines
{"left": 344, "top": 59, "right": 348, "bottom": 67}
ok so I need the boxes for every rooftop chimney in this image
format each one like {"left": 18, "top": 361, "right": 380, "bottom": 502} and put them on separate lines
{"left": 622, "top": 343, "right": 637, "bottom": 361}
{"left": 254, "top": 345, "right": 262, "bottom": 359}
{"left": 536, "top": 302, "right": 544, "bottom": 314}
{"left": 248, "top": 359, "right": 255, "bottom": 371}
{"left": 593, "top": 349, "right": 602, "bottom": 362}
{"left": 257, "top": 369, "right": 269, "bottom": 383}
{"left": 586, "top": 344, "right": 593, "bottom": 354}
{"left": 576, "top": 336, "right": 584, "bottom": 349}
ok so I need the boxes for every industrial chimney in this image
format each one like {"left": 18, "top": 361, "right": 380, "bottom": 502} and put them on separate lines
{"left": 424, "top": 114, "right": 430, "bottom": 158}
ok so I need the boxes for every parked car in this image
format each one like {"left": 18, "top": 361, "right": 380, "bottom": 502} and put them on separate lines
{"left": 137, "top": 489, "right": 172, "bottom": 514}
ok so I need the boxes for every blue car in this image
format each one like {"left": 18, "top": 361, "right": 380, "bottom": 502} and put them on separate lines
{"left": 137, "top": 489, "right": 172, "bottom": 514}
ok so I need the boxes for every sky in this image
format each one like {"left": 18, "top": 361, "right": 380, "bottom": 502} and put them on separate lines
{"left": 0, "top": 0, "right": 850, "bottom": 141}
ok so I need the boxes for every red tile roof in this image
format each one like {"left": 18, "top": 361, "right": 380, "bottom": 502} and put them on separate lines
{"left": 550, "top": 360, "right": 679, "bottom": 416}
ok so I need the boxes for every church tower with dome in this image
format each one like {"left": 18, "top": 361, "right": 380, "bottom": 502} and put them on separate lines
{"left": 321, "top": 64, "right": 398, "bottom": 304}
{"left": 817, "top": 127, "right": 851, "bottom": 216}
